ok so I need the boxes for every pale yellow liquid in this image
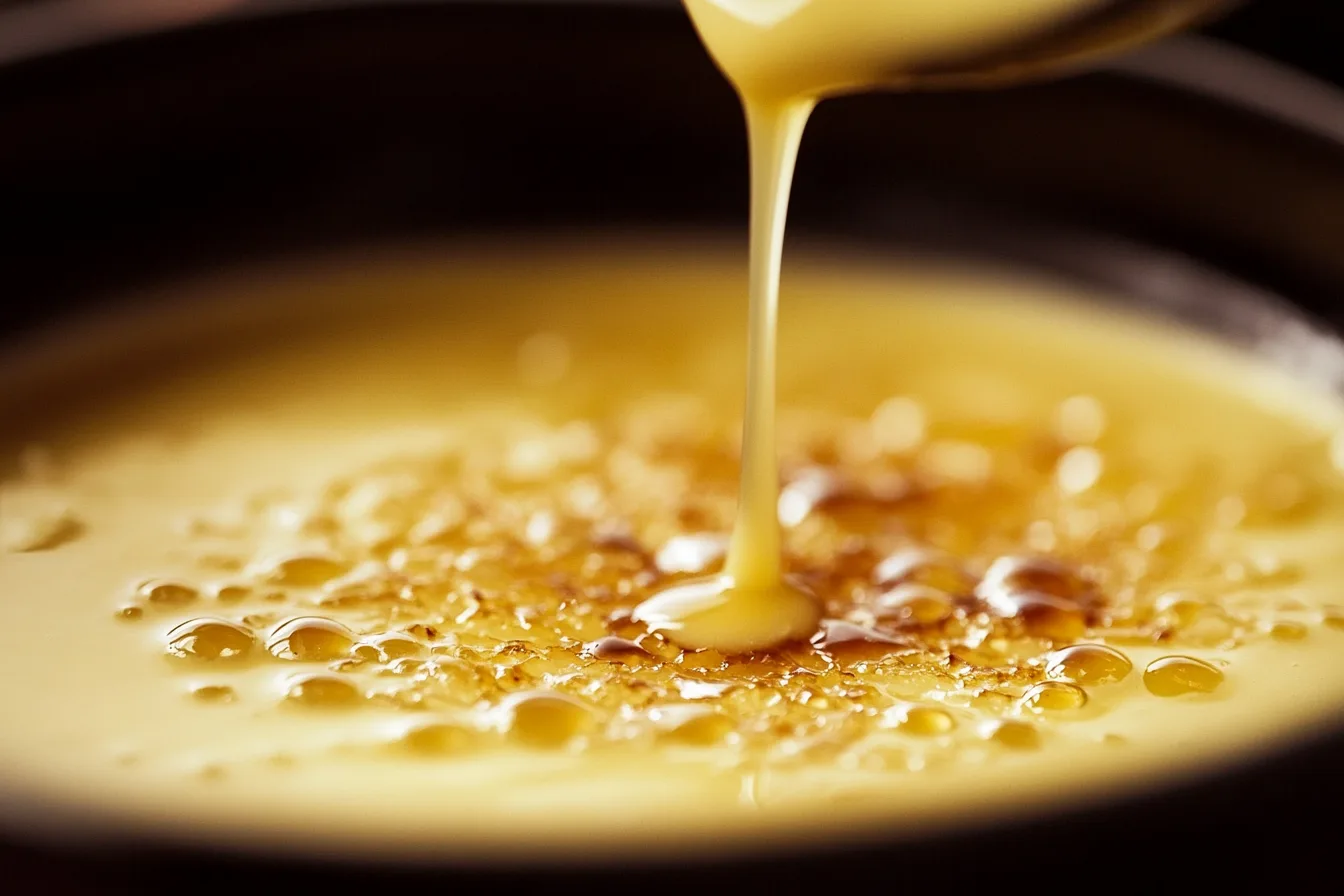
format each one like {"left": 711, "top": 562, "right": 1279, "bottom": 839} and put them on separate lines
{"left": 3, "top": 243, "right": 1344, "bottom": 863}
{"left": 637, "top": 0, "right": 1208, "bottom": 651}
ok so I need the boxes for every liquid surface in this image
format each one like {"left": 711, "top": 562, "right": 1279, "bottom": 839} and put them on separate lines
{"left": 642, "top": 0, "right": 1224, "bottom": 651}
{"left": 3, "top": 244, "right": 1344, "bottom": 861}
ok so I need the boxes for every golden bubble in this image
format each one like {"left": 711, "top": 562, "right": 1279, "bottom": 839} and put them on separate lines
{"left": 873, "top": 548, "right": 969, "bottom": 594}
{"left": 893, "top": 705, "right": 955, "bottom": 736}
{"left": 370, "top": 633, "right": 426, "bottom": 661}
{"left": 1044, "top": 644, "right": 1132, "bottom": 685}
{"left": 873, "top": 583, "right": 953, "bottom": 625}
{"left": 659, "top": 709, "right": 736, "bottom": 746}
{"left": 267, "top": 617, "right": 356, "bottom": 661}
{"left": 259, "top": 552, "right": 350, "bottom": 587}
{"left": 191, "top": 685, "right": 237, "bottom": 703}
{"left": 165, "top": 618, "right": 256, "bottom": 661}
{"left": 115, "top": 605, "right": 143, "bottom": 622}
{"left": 982, "top": 719, "right": 1040, "bottom": 750}
{"left": 1143, "top": 656, "right": 1224, "bottom": 697}
{"left": 137, "top": 580, "right": 199, "bottom": 606}
{"left": 284, "top": 674, "right": 362, "bottom": 708}
{"left": 497, "top": 691, "right": 597, "bottom": 749}
{"left": 985, "top": 590, "right": 1086, "bottom": 641}
{"left": 210, "top": 584, "right": 251, "bottom": 603}
{"left": 583, "top": 636, "right": 651, "bottom": 665}
{"left": 399, "top": 722, "right": 482, "bottom": 756}
{"left": 1324, "top": 606, "right": 1344, "bottom": 631}
{"left": 1019, "top": 681, "right": 1087, "bottom": 712}
{"left": 1269, "top": 621, "right": 1308, "bottom": 642}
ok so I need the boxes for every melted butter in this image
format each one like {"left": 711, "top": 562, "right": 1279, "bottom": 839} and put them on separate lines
{"left": 637, "top": 0, "right": 1224, "bottom": 653}
{"left": 4, "top": 244, "right": 1344, "bottom": 861}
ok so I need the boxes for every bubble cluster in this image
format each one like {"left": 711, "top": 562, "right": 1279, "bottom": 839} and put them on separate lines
{"left": 117, "top": 390, "right": 1335, "bottom": 771}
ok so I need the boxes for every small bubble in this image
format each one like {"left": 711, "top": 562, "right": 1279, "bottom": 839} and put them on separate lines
{"left": 497, "top": 691, "right": 597, "bottom": 749}
{"left": 873, "top": 548, "right": 970, "bottom": 594}
{"left": 191, "top": 685, "right": 237, "bottom": 703}
{"left": 137, "top": 580, "right": 199, "bottom": 606}
{"left": 284, "top": 674, "right": 363, "bottom": 708}
{"left": 658, "top": 708, "right": 736, "bottom": 746}
{"left": 985, "top": 590, "right": 1086, "bottom": 641}
{"left": 1143, "top": 656, "right": 1224, "bottom": 697}
{"left": 398, "top": 721, "right": 482, "bottom": 756}
{"left": 267, "top": 617, "right": 356, "bottom": 661}
{"left": 982, "top": 719, "right": 1040, "bottom": 750}
{"left": 1019, "top": 681, "right": 1087, "bottom": 712}
{"left": 210, "top": 584, "right": 250, "bottom": 603}
{"left": 1269, "top": 620, "right": 1308, "bottom": 642}
{"left": 583, "top": 636, "right": 651, "bottom": 665}
{"left": 979, "top": 556, "right": 1089, "bottom": 599}
{"left": 892, "top": 705, "right": 955, "bottom": 736}
{"left": 165, "top": 618, "right": 256, "bottom": 661}
{"left": 1044, "top": 644, "right": 1132, "bottom": 685}
{"left": 258, "top": 552, "right": 350, "bottom": 587}
{"left": 369, "top": 633, "right": 425, "bottom": 661}
{"left": 1322, "top": 606, "right": 1344, "bottom": 631}
{"left": 873, "top": 583, "right": 953, "bottom": 625}
{"left": 115, "top": 605, "right": 144, "bottom": 622}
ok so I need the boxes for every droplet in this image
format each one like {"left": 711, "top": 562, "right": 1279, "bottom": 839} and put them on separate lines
{"left": 873, "top": 548, "right": 970, "bottom": 594}
{"left": 873, "top": 583, "right": 953, "bottom": 625}
{"left": 583, "top": 636, "right": 651, "bottom": 665}
{"left": 284, "top": 674, "right": 362, "bottom": 708}
{"left": 115, "top": 605, "right": 143, "bottom": 622}
{"left": 979, "top": 556, "right": 1090, "bottom": 600}
{"left": 1019, "top": 681, "right": 1087, "bottom": 712}
{"left": 985, "top": 590, "right": 1086, "bottom": 641}
{"left": 658, "top": 708, "right": 736, "bottom": 746}
{"left": 191, "top": 685, "right": 237, "bottom": 703}
{"left": 1269, "top": 620, "right": 1308, "bottom": 642}
{"left": 982, "top": 719, "right": 1040, "bottom": 750}
{"left": 210, "top": 584, "right": 250, "bottom": 603}
{"left": 1044, "top": 644, "right": 1132, "bottom": 685}
{"left": 497, "top": 691, "right": 597, "bottom": 749}
{"left": 1143, "top": 656, "right": 1224, "bottom": 697}
{"left": 137, "top": 580, "right": 199, "bottom": 606}
{"left": 892, "top": 705, "right": 955, "bottom": 736}
{"left": 399, "top": 721, "right": 482, "bottom": 756}
{"left": 811, "top": 620, "right": 910, "bottom": 660}
{"left": 258, "top": 552, "right": 350, "bottom": 587}
{"left": 369, "top": 633, "right": 425, "bottom": 660}
{"left": 165, "top": 618, "right": 256, "bottom": 661}
{"left": 267, "top": 617, "right": 356, "bottom": 661}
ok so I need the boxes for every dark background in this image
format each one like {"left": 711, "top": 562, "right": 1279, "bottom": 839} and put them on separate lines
{"left": 1209, "top": 0, "right": 1344, "bottom": 83}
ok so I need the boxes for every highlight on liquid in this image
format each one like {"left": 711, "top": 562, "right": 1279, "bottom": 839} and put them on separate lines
{"left": 2, "top": 243, "right": 1344, "bottom": 860}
